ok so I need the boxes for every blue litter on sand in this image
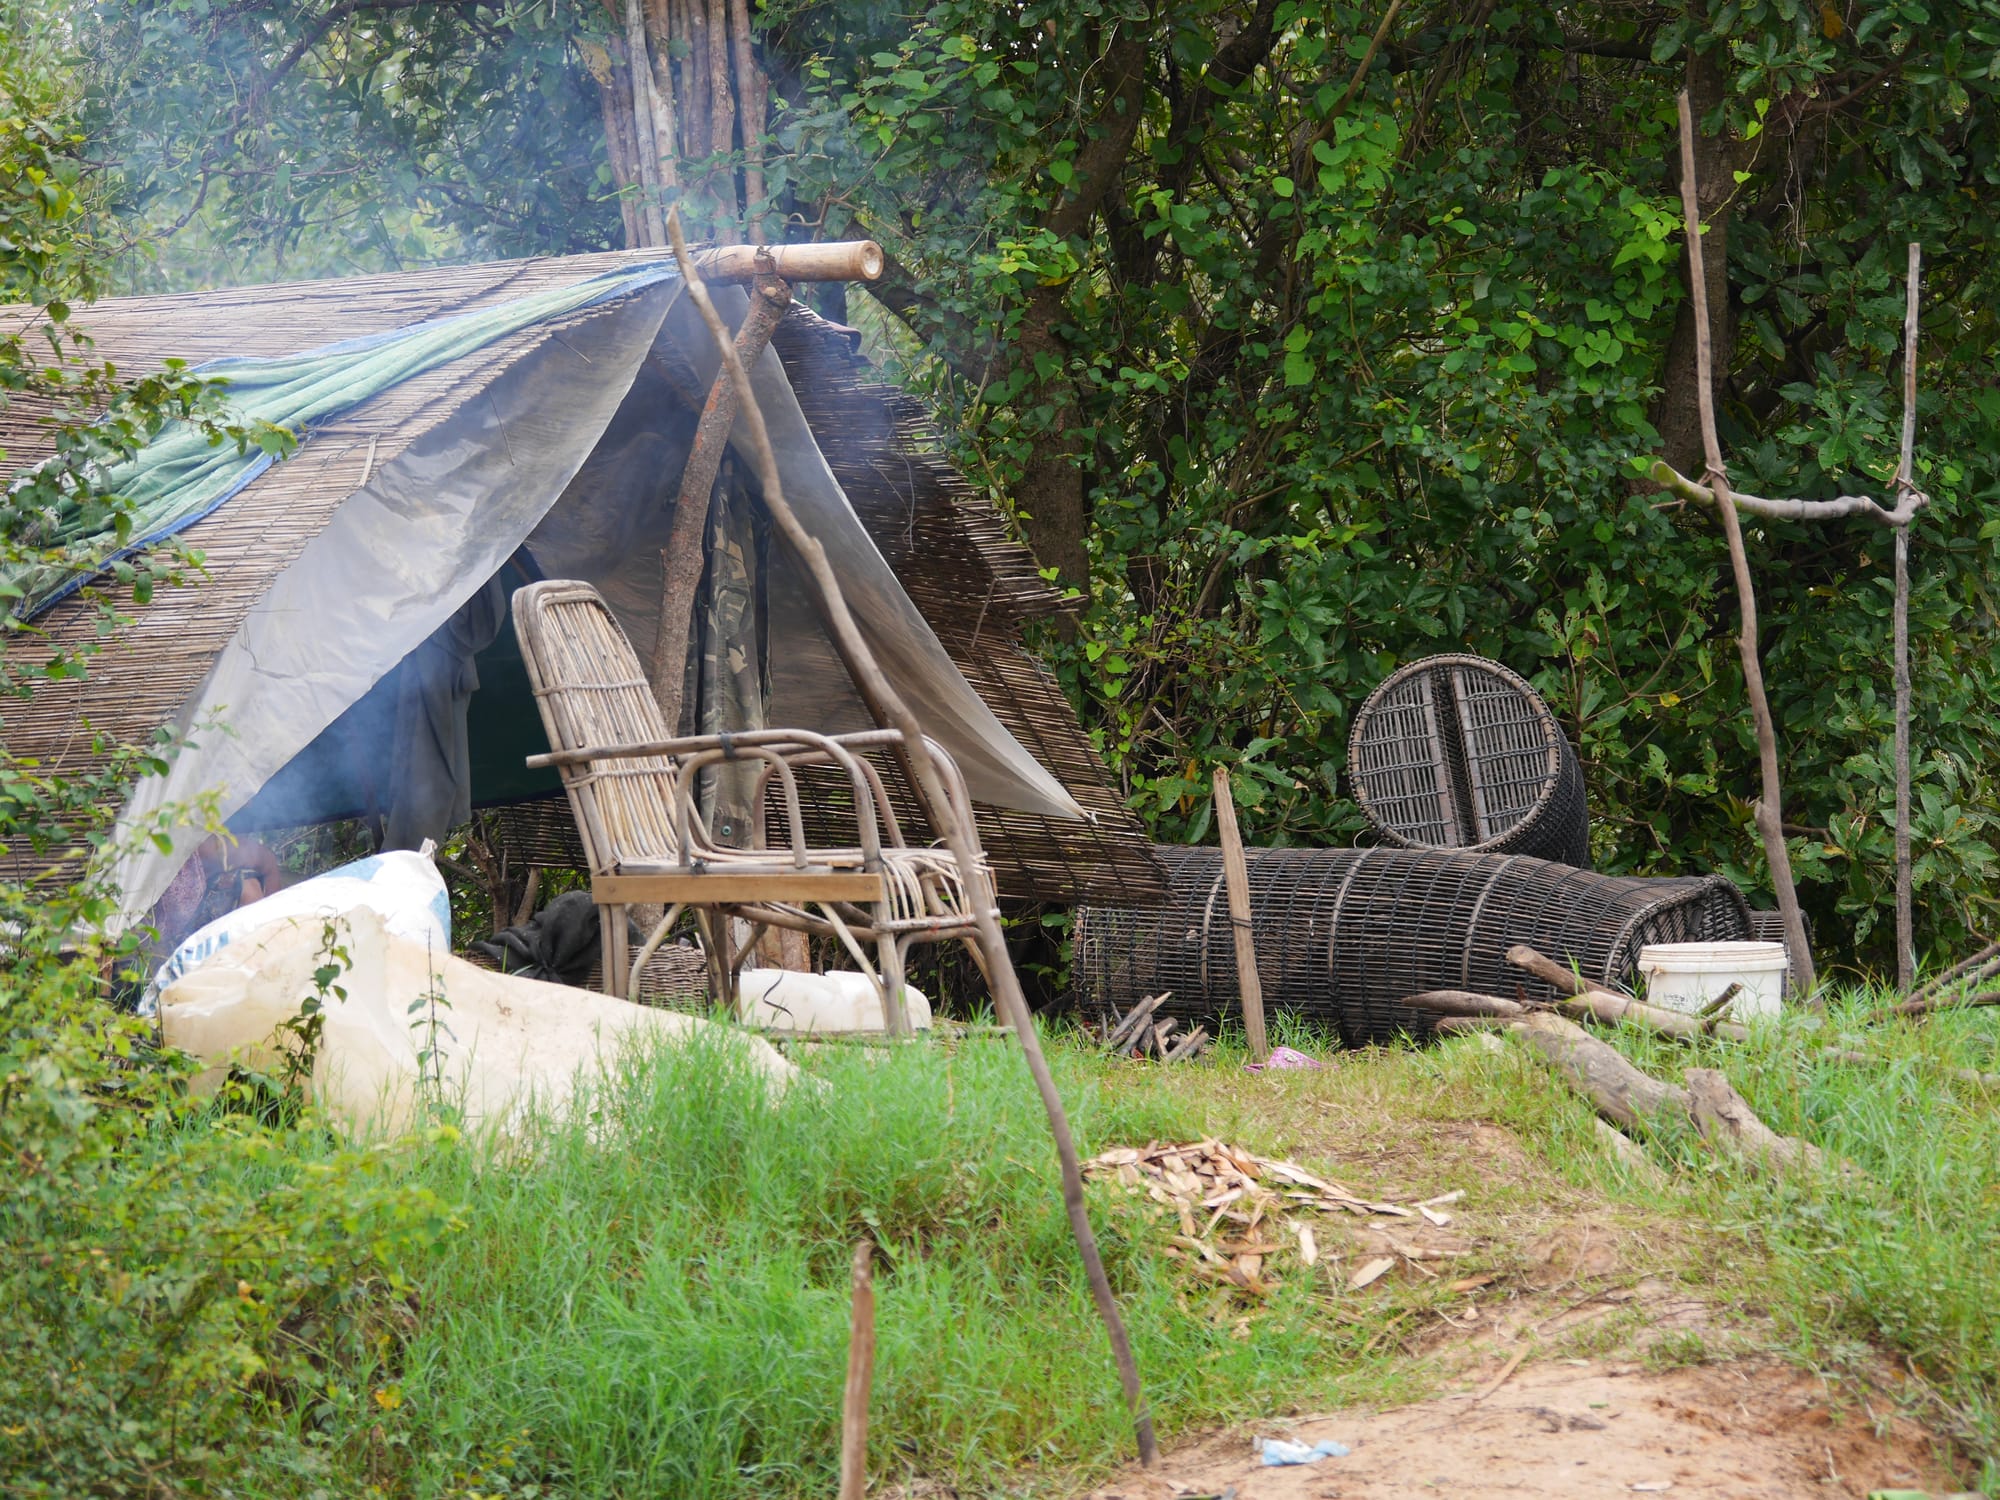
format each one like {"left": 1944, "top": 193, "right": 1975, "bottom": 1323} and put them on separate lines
{"left": 1259, "top": 1437, "right": 1351, "bottom": 1466}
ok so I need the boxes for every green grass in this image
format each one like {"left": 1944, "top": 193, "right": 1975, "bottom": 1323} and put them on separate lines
{"left": 1624, "top": 994, "right": 2000, "bottom": 1483}
{"left": 258, "top": 1027, "right": 1471, "bottom": 1497}
{"left": 22, "top": 997, "right": 2000, "bottom": 1496}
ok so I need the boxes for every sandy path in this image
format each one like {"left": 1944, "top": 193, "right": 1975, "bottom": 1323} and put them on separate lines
{"left": 1085, "top": 1356, "right": 1961, "bottom": 1500}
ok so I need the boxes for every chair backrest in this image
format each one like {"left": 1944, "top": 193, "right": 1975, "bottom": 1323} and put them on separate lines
{"left": 513, "top": 579, "right": 683, "bottom": 874}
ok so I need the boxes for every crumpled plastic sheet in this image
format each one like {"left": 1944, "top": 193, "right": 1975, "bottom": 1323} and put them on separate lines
{"left": 1259, "top": 1437, "right": 1351, "bottom": 1466}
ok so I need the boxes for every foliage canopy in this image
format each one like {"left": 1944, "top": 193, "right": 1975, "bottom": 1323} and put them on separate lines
{"left": 77, "top": 0, "right": 2000, "bottom": 974}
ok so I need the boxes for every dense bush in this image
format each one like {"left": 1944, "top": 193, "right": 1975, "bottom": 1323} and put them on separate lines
{"left": 762, "top": 0, "right": 2000, "bottom": 980}
{"left": 1, "top": 12, "right": 453, "bottom": 1492}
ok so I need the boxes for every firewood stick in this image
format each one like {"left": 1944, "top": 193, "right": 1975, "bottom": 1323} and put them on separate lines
{"left": 1398, "top": 990, "right": 1533, "bottom": 1019}
{"left": 1675, "top": 89, "right": 1817, "bottom": 999}
{"left": 1505, "top": 944, "right": 1750, "bottom": 1042}
{"left": 1103, "top": 993, "right": 1165, "bottom": 1052}
{"left": 838, "top": 1240, "right": 875, "bottom": 1500}
{"left": 692, "top": 240, "right": 885, "bottom": 283}
{"left": 1884, "top": 988, "right": 2000, "bottom": 1021}
{"left": 666, "top": 210, "right": 1158, "bottom": 1469}
{"left": 1904, "top": 941, "right": 2000, "bottom": 1007}
{"left": 1211, "top": 767, "right": 1270, "bottom": 1065}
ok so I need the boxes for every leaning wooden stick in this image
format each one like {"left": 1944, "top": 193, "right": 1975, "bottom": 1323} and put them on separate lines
{"left": 1211, "top": 767, "right": 1271, "bottom": 1065}
{"left": 838, "top": 1240, "right": 875, "bottom": 1500}
{"left": 665, "top": 211, "right": 1158, "bottom": 1468}
{"left": 1893, "top": 243, "right": 1921, "bottom": 990}
{"left": 1674, "top": 89, "right": 1817, "bottom": 998}
{"left": 650, "top": 268, "right": 792, "bottom": 722}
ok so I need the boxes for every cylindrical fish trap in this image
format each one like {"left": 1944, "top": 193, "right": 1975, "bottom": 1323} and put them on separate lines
{"left": 1348, "top": 654, "right": 1591, "bottom": 867}
{"left": 1073, "top": 844, "right": 1751, "bottom": 1047}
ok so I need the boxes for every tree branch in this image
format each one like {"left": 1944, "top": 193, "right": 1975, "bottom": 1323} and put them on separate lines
{"left": 1044, "top": 33, "right": 1149, "bottom": 241}
{"left": 1649, "top": 460, "right": 1927, "bottom": 526}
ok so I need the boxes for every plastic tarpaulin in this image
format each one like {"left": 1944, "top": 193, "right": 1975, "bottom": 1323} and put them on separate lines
{"left": 531, "top": 286, "right": 1084, "bottom": 823}
{"left": 7, "top": 263, "right": 682, "bottom": 621}
{"left": 107, "top": 282, "right": 683, "bottom": 925}
{"left": 109, "top": 275, "right": 1083, "bottom": 928}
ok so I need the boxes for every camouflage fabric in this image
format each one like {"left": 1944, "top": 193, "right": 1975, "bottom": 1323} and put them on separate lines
{"left": 696, "top": 459, "right": 768, "bottom": 849}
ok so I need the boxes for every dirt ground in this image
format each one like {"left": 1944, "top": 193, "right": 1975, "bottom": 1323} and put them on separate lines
{"left": 1083, "top": 1353, "right": 1964, "bottom": 1499}
{"left": 1060, "top": 1082, "right": 1977, "bottom": 1500}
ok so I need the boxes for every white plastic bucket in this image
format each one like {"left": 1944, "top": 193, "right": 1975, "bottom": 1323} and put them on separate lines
{"left": 1637, "top": 941, "right": 1787, "bottom": 1019}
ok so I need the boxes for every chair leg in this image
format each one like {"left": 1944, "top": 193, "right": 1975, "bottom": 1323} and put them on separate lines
{"left": 875, "top": 907, "right": 911, "bottom": 1038}
{"left": 597, "top": 905, "right": 619, "bottom": 997}
{"left": 697, "top": 910, "right": 736, "bottom": 1019}
{"left": 605, "top": 904, "right": 630, "bottom": 1000}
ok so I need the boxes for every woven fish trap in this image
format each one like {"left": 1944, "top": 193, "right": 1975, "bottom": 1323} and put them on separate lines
{"left": 1348, "top": 653, "right": 1591, "bottom": 867}
{"left": 1072, "top": 845, "right": 1751, "bottom": 1047}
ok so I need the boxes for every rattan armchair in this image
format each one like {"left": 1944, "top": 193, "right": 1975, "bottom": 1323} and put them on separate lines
{"left": 512, "top": 579, "right": 995, "bottom": 1034}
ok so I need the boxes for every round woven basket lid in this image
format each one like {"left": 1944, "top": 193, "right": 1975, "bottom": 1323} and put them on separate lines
{"left": 1348, "top": 653, "right": 1573, "bottom": 854}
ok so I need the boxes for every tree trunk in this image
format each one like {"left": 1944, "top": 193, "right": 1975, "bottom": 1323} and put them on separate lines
{"left": 581, "top": 0, "right": 767, "bottom": 248}
{"left": 1013, "top": 287, "right": 1090, "bottom": 597}
{"left": 1650, "top": 44, "right": 1733, "bottom": 476}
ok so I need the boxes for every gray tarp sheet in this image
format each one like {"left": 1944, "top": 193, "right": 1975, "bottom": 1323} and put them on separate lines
{"left": 108, "top": 275, "right": 1080, "bottom": 928}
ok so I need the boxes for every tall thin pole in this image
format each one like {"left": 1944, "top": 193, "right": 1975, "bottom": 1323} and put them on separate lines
{"left": 666, "top": 214, "right": 1158, "bottom": 1468}
{"left": 1675, "top": 91, "right": 1817, "bottom": 998}
{"left": 1893, "top": 243, "right": 1922, "bottom": 989}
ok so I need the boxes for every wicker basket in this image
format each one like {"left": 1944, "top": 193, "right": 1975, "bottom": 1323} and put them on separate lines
{"left": 1348, "top": 653, "right": 1590, "bottom": 867}
{"left": 1073, "top": 844, "right": 1751, "bottom": 1047}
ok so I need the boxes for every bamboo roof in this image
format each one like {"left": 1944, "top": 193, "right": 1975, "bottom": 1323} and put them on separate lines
{"left": 0, "top": 250, "right": 1165, "bottom": 905}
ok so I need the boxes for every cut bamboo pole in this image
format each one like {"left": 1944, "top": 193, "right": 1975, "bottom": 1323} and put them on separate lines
{"left": 1674, "top": 90, "right": 1817, "bottom": 999}
{"left": 665, "top": 212, "right": 1158, "bottom": 1469}
{"left": 1211, "top": 766, "right": 1271, "bottom": 1065}
{"left": 1893, "top": 243, "right": 1921, "bottom": 990}
{"left": 691, "top": 241, "right": 885, "bottom": 284}
{"left": 838, "top": 1240, "right": 875, "bottom": 1500}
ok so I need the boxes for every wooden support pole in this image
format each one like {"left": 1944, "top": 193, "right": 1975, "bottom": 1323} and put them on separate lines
{"left": 666, "top": 212, "right": 1158, "bottom": 1469}
{"left": 838, "top": 1240, "right": 875, "bottom": 1500}
{"left": 1893, "top": 243, "right": 1922, "bottom": 991}
{"left": 1211, "top": 767, "right": 1270, "bottom": 1065}
{"left": 1675, "top": 90, "right": 1817, "bottom": 999}
{"left": 649, "top": 269, "right": 791, "bottom": 724}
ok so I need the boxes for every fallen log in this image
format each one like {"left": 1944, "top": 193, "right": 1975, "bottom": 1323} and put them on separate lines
{"left": 1684, "top": 1069, "right": 1827, "bottom": 1174}
{"left": 1505, "top": 1014, "right": 1837, "bottom": 1175}
{"left": 1594, "top": 1117, "right": 1666, "bottom": 1183}
{"left": 1509, "top": 1013, "right": 1687, "bottom": 1133}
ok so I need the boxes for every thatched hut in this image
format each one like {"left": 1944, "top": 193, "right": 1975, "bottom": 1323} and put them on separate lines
{"left": 0, "top": 248, "right": 1164, "bottom": 923}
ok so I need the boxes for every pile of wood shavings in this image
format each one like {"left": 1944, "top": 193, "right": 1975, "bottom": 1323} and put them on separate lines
{"left": 1082, "top": 1139, "right": 1464, "bottom": 1295}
